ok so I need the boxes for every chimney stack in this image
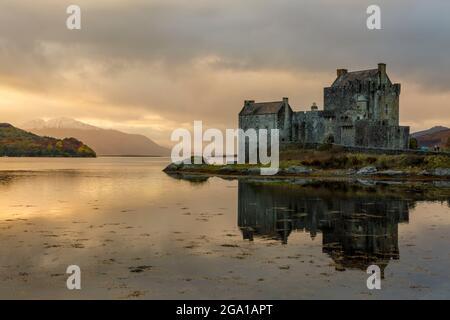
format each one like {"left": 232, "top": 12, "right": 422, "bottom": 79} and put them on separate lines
{"left": 337, "top": 69, "right": 348, "bottom": 77}
{"left": 378, "top": 63, "right": 387, "bottom": 84}
{"left": 378, "top": 63, "right": 386, "bottom": 74}
{"left": 283, "top": 97, "right": 289, "bottom": 104}
{"left": 244, "top": 100, "right": 255, "bottom": 106}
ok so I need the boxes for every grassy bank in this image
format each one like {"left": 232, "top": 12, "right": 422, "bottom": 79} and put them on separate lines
{"left": 279, "top": 146, "right": 450, "bottom": 171}
{"left": 164, "top": 146, "right": 450, "bottom": 179}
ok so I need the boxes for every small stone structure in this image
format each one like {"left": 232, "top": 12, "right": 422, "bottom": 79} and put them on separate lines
{"left": 239, "top": 63, "right": 410, "bottom": 149}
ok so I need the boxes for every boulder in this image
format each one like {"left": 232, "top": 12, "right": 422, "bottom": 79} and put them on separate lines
{"left": 218, "top": 166, "right": 238, "bottom": 174}
{"left": 162, "top": 161, "right": 183, "bottom": 172}
{"left": 283, "top": 166, "right": 313, "bottom": 175}
{"left": 163, "top": 156, "right": 211, "bottom": 172}
{"left": 419, "top": 168, "right": 450, "bottom": 177}
{"left": 356, "top": 166, "right": 377, "bottom": 175}
{"left": 433, "top": 168, "right": 450, "bottom": 177}
{"left": 245, "top": 167, "right": 261, "bottom": 175}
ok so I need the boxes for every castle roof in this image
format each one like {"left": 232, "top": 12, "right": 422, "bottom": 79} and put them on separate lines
{"left": 332, "top": 69, "right": 379, "bottom": 87}
{"left": 239, "top": 101, "right": 284, "bottom": 116}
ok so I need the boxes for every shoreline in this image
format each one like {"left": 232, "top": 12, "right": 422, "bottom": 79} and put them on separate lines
{"left": 163, "top": 163, "right": 450, "bottom": 182}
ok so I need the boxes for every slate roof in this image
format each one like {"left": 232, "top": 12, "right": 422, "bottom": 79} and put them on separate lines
{"left": 332, "top": 69, "right": 379, "bottom": 87}
{"left": 239, "top": 101, "right": 284, "bottom": 116}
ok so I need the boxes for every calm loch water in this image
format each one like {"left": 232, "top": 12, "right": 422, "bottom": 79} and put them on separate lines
{"left": 0, "top": 157, "right": 449, "bottom": 299}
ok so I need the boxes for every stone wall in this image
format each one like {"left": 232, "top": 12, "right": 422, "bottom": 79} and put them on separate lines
{"left": 293, "top": 111, "right": 336, "bottom": 145}
{"left": 239, "top": 107, "right": 293, "bottom": 144}
{"left": 354, "top": 121, "right": 409, "bottom": 149}
{"left": 338, "top": 126, "right": 353, "bottom": 146}
{"left": 324, "top": 82, "right": 401, "bottom": 125}
{"left": 239, "top": 114, "right": 278, "bottom": 132}
{"left": 239, "top": 65, "right": 409, "bottom": 153}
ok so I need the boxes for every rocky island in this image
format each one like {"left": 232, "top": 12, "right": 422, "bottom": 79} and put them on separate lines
{"left": 163, "top": 147, "right": 450, "bottom": 180}
{"left": 165, "top": 63, "right": 450, "bottom": 180}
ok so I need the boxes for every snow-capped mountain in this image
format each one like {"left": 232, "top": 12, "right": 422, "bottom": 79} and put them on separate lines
{"left": 23, "top": 117, "right": 100, "bottom": 130}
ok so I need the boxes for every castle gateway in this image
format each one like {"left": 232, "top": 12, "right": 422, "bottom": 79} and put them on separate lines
{"left": 239, "top": 63, "right": 410, "bottom": 150}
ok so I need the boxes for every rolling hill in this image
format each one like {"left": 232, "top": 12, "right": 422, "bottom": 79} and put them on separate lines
{"left": 411, "top": 126, "right": 450, "bottom": 148}
{"left": 23, "top": 118, "right": 170, "bottom": 156}
{"left": 0, "top": 123, "right": 96, "bottom": 157}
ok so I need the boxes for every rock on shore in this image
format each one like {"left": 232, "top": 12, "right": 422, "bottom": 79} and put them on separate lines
{"left": 163, "top": 159, "right": 450, "bottom": 179}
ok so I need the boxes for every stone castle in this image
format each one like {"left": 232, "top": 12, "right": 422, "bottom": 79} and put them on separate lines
{"left": 239, "top": 63, "right": 410, "bottom": 150}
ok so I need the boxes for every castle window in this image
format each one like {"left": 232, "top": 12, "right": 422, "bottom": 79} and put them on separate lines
{"left": 385, "top": 104, "right": 388, "bottom": 115}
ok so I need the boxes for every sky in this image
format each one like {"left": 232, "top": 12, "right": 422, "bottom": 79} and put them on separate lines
{"left": 1, "top": 0, "right": 450, "bottom": 146}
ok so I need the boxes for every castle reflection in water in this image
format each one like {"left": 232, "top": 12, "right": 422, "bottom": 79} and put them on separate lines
{"left": 166, "top": 172, "right": 449, "bottom": 274}
{"left": 238, "top": 180, "right": 411, "bottom": 274}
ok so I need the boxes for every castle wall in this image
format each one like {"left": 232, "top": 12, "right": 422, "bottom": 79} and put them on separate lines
{"left": 324, "top": 85, "right": 362, "bottom": 113}
{"left": 241, "top": 112, "right": 409, "bottom": 150}
{"left": 376, "top": 84, "right": 401, "bottom": 125}
{"left": 239, "top": 114, "right": 278, "bottom": 132}
{"left": 239, "top": 104, "right": 293, "bottom": 144}
{"left": 324, "top": 82, "right": 401, "bottom": 125}
{"left": 238, "top": 65, "right": 409, "bottom": 152}
{"left": 293, "top": 111, "right": 337, "bottom": 145}
{"left": 354, "top": 121, "right": 409, "bottom": 149}
{"left": 340, "top": 126, "right": 356, "bottom": 146}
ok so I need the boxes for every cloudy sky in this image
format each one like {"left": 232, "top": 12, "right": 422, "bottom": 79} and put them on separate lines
{"left": 1, "top": 0, "right": 450, "bottom": 146}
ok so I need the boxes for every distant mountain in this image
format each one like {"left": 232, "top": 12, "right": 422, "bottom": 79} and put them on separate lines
{"left": 411, "top": 126, "right": 449, "bottom": 138}
{"left": 22, "top": 118, "right": 170, "bottom": 156}
{"left": 0, "top": 123, "right": 96, "bottom": 157}
{"left": 411, "top": 126, "right": 450, "bottom": 148}
{"left": 25, "top": 117, "right": 100, "bottom": 131}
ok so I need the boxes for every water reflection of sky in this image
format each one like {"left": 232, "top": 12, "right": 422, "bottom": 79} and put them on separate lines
{"left": 0, "top": 157, "right": 449, "bottom": 299}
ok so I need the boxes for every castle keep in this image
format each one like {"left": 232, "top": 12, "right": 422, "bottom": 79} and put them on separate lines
{"left": 239, "top": 63, "right": 410, "bottom": 150}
